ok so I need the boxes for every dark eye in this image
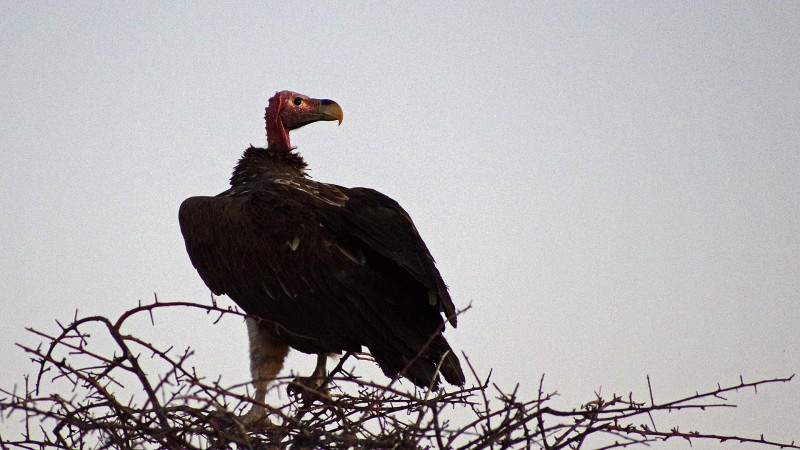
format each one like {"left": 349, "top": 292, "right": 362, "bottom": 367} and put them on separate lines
{"left": 293, "top": 97, "right": 302, "bottom": 106}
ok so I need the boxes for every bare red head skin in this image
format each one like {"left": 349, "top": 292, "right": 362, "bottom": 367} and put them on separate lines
{"left": 265, "top": 91, "right": 344, "bottom": 151}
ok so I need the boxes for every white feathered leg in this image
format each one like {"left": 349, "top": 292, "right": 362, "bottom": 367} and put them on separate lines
{"left": 241, "top": 318, "right": 289, "bottom": 427}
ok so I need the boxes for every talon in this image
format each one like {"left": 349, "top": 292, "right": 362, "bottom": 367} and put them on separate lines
{"left": 288, "top": 375, "right": 331, "bottom": 404}
{"left": 238, "top": 405, "right": 274, "bottom": 430}
{"left": 207, "top": 407, "right": 273, "bottom": 432}
{"left": 287, "top": 353, "right": 331, "bottom": 404}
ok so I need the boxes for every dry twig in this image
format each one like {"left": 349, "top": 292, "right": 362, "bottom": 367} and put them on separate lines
{"left": 0, "top": 299, "right": 796, "bottom": 449}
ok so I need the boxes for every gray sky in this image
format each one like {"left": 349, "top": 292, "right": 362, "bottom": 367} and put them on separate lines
{"left": 2, "top": 2, "right": 798, "bottom": 447}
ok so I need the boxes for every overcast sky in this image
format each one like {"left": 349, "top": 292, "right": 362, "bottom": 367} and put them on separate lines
{"left": 1, "top": 2, "right": 798, "bottom": 447}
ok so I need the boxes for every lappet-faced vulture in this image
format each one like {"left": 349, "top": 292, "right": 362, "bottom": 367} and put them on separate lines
{"left": 179, "top": 90, "right": 464, "bottom": 422}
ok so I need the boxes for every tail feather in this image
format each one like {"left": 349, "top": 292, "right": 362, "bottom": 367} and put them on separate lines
{"left": 440, "top": 348, "right": 465, "bottom": 386}
{"left": 370, "top": 337, "right": 465, "bottom": 388}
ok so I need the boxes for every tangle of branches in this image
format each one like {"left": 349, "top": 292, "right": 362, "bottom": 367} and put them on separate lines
{"left": 0, "top": 299, "right": 796, "bottom": 449}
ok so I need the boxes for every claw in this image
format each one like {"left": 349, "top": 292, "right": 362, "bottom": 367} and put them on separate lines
{"left": 238, "top": 404, "right": 274, "bottom": 430}
{"left": 288, "top": 375, "right": 331, "bottom": 404}
{"left": 287, "top": 353, "right": 331, "bottom": 404}
{"left": 206, "top": 407, "right": 273, "bottom": 433}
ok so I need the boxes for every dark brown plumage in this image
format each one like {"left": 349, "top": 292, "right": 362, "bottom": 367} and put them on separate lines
{"left": 179, "top": 91, "right": 464, "bottom": 390}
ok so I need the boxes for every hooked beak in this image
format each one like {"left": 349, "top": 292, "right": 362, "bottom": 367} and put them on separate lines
{"left": 314, "top": 99, "right": 344, "bottom": 125}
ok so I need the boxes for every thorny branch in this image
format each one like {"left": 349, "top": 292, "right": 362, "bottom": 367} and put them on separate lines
{"left": 0, "top": 298, "right": 797, "bottom": 449}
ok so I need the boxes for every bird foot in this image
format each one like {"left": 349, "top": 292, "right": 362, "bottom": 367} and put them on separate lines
{"left": 206, "top": 405, "right": 274, "bottom": 433}
{"left": 238, "top": 405, "right": 274, "bottom": 430}
{"left": 288, "top": 375, "right": 331, "bottom": 405}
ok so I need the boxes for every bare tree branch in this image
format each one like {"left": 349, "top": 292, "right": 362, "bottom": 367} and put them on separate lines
{"left": 1, "top": 299, "right": 796, "bottom": 449}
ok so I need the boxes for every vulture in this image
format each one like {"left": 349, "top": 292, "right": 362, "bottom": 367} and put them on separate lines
{"left": 179, "top": 90, "right": 464, "bottom": 421}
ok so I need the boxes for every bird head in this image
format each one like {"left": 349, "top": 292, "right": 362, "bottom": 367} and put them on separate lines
{"left": 266, "top": 90, "right": 344, "bottom": 151}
